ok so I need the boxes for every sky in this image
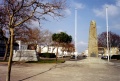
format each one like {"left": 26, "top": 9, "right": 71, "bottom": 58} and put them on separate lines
{"left": 34, "top": 0, "right": 120, "bottom": 53}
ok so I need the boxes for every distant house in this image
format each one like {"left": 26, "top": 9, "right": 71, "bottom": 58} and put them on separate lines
{"left": 98, "top": 47, "right": 120, "bottom": 56}
{"left": 13, "top": 40, "right": 73, "bottom": 58}
{"left": 82, "top": 47, "right": 120, "bottom": 57}
{"left": 16, "top": 40, "right": 28, "bottom": 50}
{"left": 98, "top": 47, "right": 104, "bottom": 54}
{"left": 82, "top": 49, "right": 88, "bottom": 56}
{"left": 104, "top": 47, "right": 119, "bottom": 56}
{"left": 37, "top": 45, "right": 72, "bottom": 57}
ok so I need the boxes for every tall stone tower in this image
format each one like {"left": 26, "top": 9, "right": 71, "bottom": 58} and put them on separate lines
{"left": 88, "top": 20, "right": 98, "bottom": 57}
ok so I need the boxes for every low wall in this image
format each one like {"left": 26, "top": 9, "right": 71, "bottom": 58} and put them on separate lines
{"left": 13, "top": 50, "right": 38, "bottom": 61}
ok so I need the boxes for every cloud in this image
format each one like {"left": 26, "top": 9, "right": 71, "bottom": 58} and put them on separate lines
{"left": 116, "top": 0, "right": 120, "bottom": 7}
{"left": 74, "top": 2, "right": 85, "bottom": 9}
{"left": 93, "top": 0, "right": 120, "bottom": 18}
{"left": 112, "top": 23, "right": 120, "bottom": 30}
{"left": 71, "top": 0, "right": 85, "bottom": 9}
{"left": 77, "top": 41, "right": 88, "bottom": 53}
{"left": 56, "top": 29, "right": 64, "bottom": 33}
{"left": 62, "top": 1, "right": 85, "bottom": 16}
{"left": 63, "top": 8, "right": 71, "bottom": 16}
{"left": 93, "top": 0, "right": 120, "bottom": 30}
{"left": 78, "top": 41, "right": 88, "bottom": 46}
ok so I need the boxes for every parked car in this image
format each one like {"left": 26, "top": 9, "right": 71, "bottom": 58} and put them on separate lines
{"left": 101, "top": 55, "right": 111, "bottom": 59}
{"left": 71, "top": 55, "right": 75, "bottom": 59}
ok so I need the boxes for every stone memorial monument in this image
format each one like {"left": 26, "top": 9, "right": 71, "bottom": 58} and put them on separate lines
{"left": 13, "top": 50, "right": 38, "bottom": 61}
{"left": 88, "top": 20, "right": 98, "bottom": 57}
{"left": 13, "top": 40, "right": 39, "bottom": 61}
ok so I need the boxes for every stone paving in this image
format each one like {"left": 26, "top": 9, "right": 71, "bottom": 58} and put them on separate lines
{"left": 0, "top": 57, "right": 120, "bottom": 81}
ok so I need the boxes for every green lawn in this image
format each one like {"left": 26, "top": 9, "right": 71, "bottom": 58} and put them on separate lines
{"left": 0, "top": 60, "right": 8, "bottom": 62}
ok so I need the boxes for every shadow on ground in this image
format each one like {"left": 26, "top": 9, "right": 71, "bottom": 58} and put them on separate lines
{"left": 18, "top": 64, "right": 58, "bottom": 81}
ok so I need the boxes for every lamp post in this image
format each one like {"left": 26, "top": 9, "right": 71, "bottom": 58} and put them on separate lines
{"left": 106, "top": 7, "right": 109, "bottom": 62}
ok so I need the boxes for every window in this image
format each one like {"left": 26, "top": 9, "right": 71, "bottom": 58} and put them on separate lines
{"left": 48, "top": 48, "right": 51, "bottom": 51}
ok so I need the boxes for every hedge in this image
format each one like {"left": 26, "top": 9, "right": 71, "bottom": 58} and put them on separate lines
{"left": 111, "top": 55, "right": 120, "bottom": 60}
{"left": 39, "top": 53, "right": 56, "bottom": 58}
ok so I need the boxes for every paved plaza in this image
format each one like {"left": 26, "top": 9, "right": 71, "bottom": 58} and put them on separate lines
{"left": 0, "top": 57, "right": 120, "bottom": 81}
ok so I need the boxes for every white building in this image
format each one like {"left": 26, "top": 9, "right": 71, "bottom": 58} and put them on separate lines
{"left": 82, "top": 49, "right": 88, "bottom": 56}
{"left": 37, "top": 45, "right": 72, "bottom": 57}
{"left": 104, "top": 47, "right": 119, "bottom": 56}
{"left": 16, "top": 40, "right": 28, "bottom": 50}
{"left": 14, "top": 40, "right": 73, "bottom": 58}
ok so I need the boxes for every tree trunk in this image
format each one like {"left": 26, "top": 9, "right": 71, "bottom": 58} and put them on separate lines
{"left": 3, "top": 38, "right": 10, "bottom": 61}
{"left": 47, "top": 45, "right": 49, "bottom": 53}
{"left": 62, "top": 43, "right": 65, "bottom": 58}
{"left": 3, "top": 44, "right": 9, "bottom": 61}
{"left": 52, "top": 46, "right": 55, "bottom": 53}
{"left": 62, "top": 47, "right": 64, "bottom": 58}
{"left": 56, "top": 45, "right": 58, "bottom": 61}
{"left": 6, "top": 28, "right": 14, "bottom": 81}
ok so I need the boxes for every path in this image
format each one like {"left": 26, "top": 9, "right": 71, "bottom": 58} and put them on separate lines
{"left": 0, "top": 57, "right": 120, "bottom": 81}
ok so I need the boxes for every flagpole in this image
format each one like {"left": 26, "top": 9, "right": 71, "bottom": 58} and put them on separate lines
{"left": 75, "top": 8, "right": 77, "bottom": 60}
{"left": 106, "top": 7, "right": 109, "bottom": 62}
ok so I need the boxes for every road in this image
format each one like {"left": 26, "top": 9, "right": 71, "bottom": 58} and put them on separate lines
{"left": 0, "top": 57, "right": 120, "bottom": 81}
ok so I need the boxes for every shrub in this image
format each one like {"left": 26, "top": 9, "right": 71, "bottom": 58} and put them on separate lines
{"left": 39, "top": 53, "right": 56, "bottom": 58}
{"left": 26, "top": 59, "right": 65, "bottom": 63}
{"left": 111, "top": 55, "right": 120, "bottom": 60}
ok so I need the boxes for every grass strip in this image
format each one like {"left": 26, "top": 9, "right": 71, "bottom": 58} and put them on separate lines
{"left": 26, "top": 59, "right": 65, "bottom": 63}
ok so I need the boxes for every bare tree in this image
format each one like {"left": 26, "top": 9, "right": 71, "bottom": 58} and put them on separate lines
{"left": 0, "top": 5, "right": 10, "bottom": 61}
{"left": 15, "top": 27, "right": 41, "bottom": 43}
{"left": 14, "top": 24, "right": 29, "bottom": 42}
{"left": 28, "top": 27, "right": 41, "bottom": 44}
{"left": 2, "top": 0, "right": 66, "bottom": 81}
{"left": 98, "top": 31, "right": 120, "bottom": 48}
{"left": 0, "top": 3, "right": 7, "bottom": 29}
{"left": 65, "top": 43, "right": 75, "bottom": 55}
{"left": 40, "top": 29, "right": 53, "bottom": 52}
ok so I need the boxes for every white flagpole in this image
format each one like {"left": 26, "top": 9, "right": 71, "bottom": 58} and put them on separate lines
{"left": 106, "top": 7, "right": 109, "bottom": 62}
{"left": 75, "top": 8, "right": 77, "bottom": 60}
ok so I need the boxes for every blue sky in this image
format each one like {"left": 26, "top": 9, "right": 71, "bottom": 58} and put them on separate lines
{"left": 34, "top": 0, "right": 120, "bottom": 53}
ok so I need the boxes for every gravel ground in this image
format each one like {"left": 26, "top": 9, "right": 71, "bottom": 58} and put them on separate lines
{"left": 0, "top": 57, "right": 120, "bottom": 81}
